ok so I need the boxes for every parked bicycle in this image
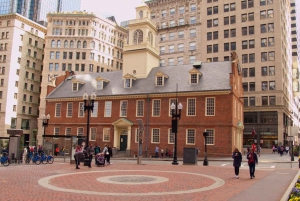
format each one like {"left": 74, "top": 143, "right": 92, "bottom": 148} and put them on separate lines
{"left": 47, "top": 154, "right": 54, "bottom": 164}
{"left": 0, "top": 152, "right": 10, "bottom": 166}
{"left": 40, "top": 153, "right": 48, "bottom": 164}
{"left": 31, "top": 153, "right": 41, "bottom": 165}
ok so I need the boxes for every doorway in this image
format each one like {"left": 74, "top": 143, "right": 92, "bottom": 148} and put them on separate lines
{"left": 120, "top": 135, "right": 128, "bottom": 151}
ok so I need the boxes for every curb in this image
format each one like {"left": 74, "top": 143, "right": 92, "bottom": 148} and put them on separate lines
{"left": 280, "top": 169, "right": 300, "bottom": 201}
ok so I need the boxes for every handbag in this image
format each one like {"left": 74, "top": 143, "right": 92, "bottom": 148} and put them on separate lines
{"left": 106, "top": 150, "right": 109, "bottom": 155}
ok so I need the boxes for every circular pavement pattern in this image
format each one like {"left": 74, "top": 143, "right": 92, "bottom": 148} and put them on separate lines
{"left": 38, "top": 170, "right": 225, "bottom": 196}
{"left": 97, "top": 175, "right": 169, "bottom": 185}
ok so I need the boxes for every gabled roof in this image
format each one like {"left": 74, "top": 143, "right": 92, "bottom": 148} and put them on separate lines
{"left": 155, "top": 71, "right": 169, "bottom": 78}
{"left": 46, "top": 61, "right": 232, "bottom": 99}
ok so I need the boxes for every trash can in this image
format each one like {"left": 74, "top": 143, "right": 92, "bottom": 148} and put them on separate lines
{"left": 183, "top": 148, "right": 197, "bottom": 165}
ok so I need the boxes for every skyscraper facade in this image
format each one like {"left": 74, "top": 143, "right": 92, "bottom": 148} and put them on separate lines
{"left": 0, "top": 0, "right": 81, "bottom": 25}
{"left": 145, "top": 0, "right": 299, "bottom": 148}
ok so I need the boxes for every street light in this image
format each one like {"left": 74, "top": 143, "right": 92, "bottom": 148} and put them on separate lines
{"left": 82, "top": 91, "right": 96, "bottom": 148}
{"left": 170, "top": 101, "right": 183, "bottom": 165}
{"left": 42, "top": 114, "right": 50, "bottom": 147}
{"left": 203, "top": 132, "right": 208, "bottom": 166}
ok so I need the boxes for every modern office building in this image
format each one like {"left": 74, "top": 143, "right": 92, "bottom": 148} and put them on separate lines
{"left": 0, "top": 0, "right": 81, "bottom": 25}
{"left": 145, "top": 0, "right": 299, "bottom": 148}
{"left": 43, "top": 4, "right": 244, "bottom": 157}
{"left": 36, "top": 11, "right": 128, "bottom": 145}
{"left": 0, "top": 13, "right": 47, "bottom": 145}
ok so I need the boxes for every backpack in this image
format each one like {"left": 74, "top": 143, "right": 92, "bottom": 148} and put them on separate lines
{"left": 248, "top": 154, "right": 255, "bottom": 164}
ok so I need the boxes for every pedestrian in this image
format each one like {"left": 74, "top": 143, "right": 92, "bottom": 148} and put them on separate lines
{"left": 155, "top": 146, "right": 159, "bottom": 158}
{"left": 161, "top": 148, "right": 164, "bottom": 158}
{"left": 74, "top": 145, "right": 83, "bottom": 169}
{"left": 86, "top": 144, "right": 94, "bottom": 168}
{"left": 94, "top": 143, "right": 101, "bottom": 155}
{"left": 165, "top": 147, "right": 168, "bottom": 157}
{"left": 232, "top": 148, "right": 242, "bottom": 179}
{"left": 247, "top": 148, "right": 258, "bottom": 179}
{"left": 22, "top": 146, "right": 27, "bottom": 163}
{"left": 103, "top": 144, "right": 109, "bottom": 165}
{"left": 257, "top": 145, "right": 261, "bottom": 157}
{"left": 106, "top": 145, "right": 112, "bottom": 164}
{"left": 55, "top": 147, "right": 59, "bottom": 156}
{"left": 38, "top": 145, "right": 43, "bottom": 156}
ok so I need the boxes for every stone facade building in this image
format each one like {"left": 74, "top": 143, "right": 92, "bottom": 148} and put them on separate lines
{"left": 0, "top": 13, "right": 46, "bottom": 145}
{"left": 43, "top": 4, "right": 244, "bottom": 157}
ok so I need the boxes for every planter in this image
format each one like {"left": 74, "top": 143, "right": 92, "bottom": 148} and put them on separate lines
{"left": 288, "top": 177, "right": 300, "bottom": 201}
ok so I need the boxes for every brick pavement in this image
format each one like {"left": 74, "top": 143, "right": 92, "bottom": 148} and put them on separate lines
{"left": 0, "top": 162, "right": 283, "bottom": 201}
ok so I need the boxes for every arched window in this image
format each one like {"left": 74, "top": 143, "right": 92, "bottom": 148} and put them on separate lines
{"left": 51, "top": 40, "right": 55, "bottom": 47}
{"left": 99, "top": 44, "right": 101, "bottom": 51}
{"left": 57, "top": 40, "right": 61, "bottom": 47}
{"left": 64, "top": 40, "right": 68, "bottom": 48}
{"left": 148, "top": 31, "right": 153, "bottom": 45}
{"left": 133, "top": 29, "right": 143, "bottom": 44}
{"left": 139, "top": 11, "right": 143, "bottom": 18}
{"left": 90, "top": 41, "right": 95, "bottom": 48}
{"left": 83, "top": 41, "right": 87, "bottom": 48}
{"left": 117, "top": 51, "right": 119, "bottom": 58}
{"left": 108, "top": 47, "right": 111, "bottom": 54}
{"left": 70, "top": 40, "right": 74, "bottom": 48}
{"left": 77, "top": 41, "right": 81, "bottom": 48}
{"left": 103, "top": 45, "right": 105, "bottom": 53}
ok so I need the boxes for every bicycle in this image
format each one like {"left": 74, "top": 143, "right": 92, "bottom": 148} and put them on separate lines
{"left": 40, "top": 152, "right": 48, "bottom": 164}
{"left": 47, "top": 154, "right": 54, "bottom": 164}
{"left": 31, "top": 153, "right": 41, "bottom": 165}
{"left": 0, "top": 152, "right": 10, "bottom": 166}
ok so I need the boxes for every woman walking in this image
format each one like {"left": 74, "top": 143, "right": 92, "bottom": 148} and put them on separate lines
{"left": 232, "top": 148, "right": 242, "bottom": 179}
{"left": 247, "top": 149, "right": 258, "bottom": 179}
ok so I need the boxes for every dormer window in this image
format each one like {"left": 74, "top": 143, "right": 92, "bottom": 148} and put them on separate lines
{"left": 156, "top": 76, "right": 163, "bottom": 86}
{"left": 125, "top": 79, "right": 131, "bottom": 88}
{"left": 95, "top": 76, "right": 110, "bottom": 90}
{"left": 155, "top": 71, "right": 169, "bottom": 86}
{"left": 123, "top": 73, "right": 137, "bottom": 88}
{"left": 189, "top": 68, "right": 202, "bottom": 84}
{"left": 72, "top": 79, "right": 85, "bottom": 91}
{"left": 72, "top": 83, "right": 78, "bottom": 91}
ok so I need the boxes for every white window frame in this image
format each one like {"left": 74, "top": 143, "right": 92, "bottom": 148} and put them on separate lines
{"left": 190, "top": 74, "right": 198, "bottom": 84}
{"left": 54, "top": 127, "right": 60, "bottom": 136}
{"left": 77, "top": 127, "right": 84, "bottom": 136}
{"left": 190, "top": 4, "right": 196, "bottom": 11}
{"left": 65, "top": 127, "right": 71, "bottom": 139}
{"left": 66, "top": 102, "right": 73, "bottom": 117}
{"left": 205, "top": 129, "right": 215, "bottom": 145}
{"left": 168, "top": 58, "right": 174, "bottom": 66}
{"left": 189, "top": 55, "right": 195, "bottom": 64}
{"left": 178, "top": 57, "right": 183, "bottom": 65}
{"left": 156, "top": 76, "right": 163, "bottom": 86}
{"left": 151, "top": 128, "right": 160, "bottom": 143}
{"left": 72, "top": 83, "right": 78, "bottom": 91}
{"left": 178, "top": 31, "right": 184, "bottom": 38}
{"left": 90, "top": 127, "right": 96, "bottom": 141}
{"left": 152, "top": 99, "right": 161, "bottom": 117}
{"left": 178, "top": 43, "right": 184, "bottom": 52}
{"left": 104, "top": 101, "right": 112, "bottom": 117}
{"left": 179, "top": 18, "right": 184, "bottom": 25}
{"left": 190, "top": 29, "right": 196, "bottom": 37}
{"left": 206, "top": 97, "right": 215, "bottom": 116}
{"left": 97, "top": 81, "right": 103, "bottom": 90}
{"left": 103, "top": 127, "right": 110, "bottom": 141}
{"left": 187, "top": 98, "right": 196, "bottom": 116}
{"left": 55, "top": 103, "right": 62, "bottom": 117}
{"left": 124, "top": 78, "right": 131, "bottom": 88}
{"left": 169, "top": 45, "right": 174, "bottom": 53}
{"left": 91, "top": 101, "right": 98, "bottom": 117}
{"left": 136, "top": 100, "right": 144, "bottom": 117}
{"left": 120, "top": 100, "right": 128, "bottom": 117}
{"left": 78, "top": 102, "right": 84, "bottom": 117}
{"left": 179, "top": 6, "right": 185, "bottom": 14}
{"left": 186, "top": 129, "right": 196, "bottom": 145}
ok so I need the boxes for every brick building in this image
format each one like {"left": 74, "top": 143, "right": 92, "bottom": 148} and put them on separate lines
{"left": 43, "top": 3, "right": 244, "bottom": 157}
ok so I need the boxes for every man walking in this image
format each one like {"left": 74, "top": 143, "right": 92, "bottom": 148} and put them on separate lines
{"left": 155, "top": 146, "right": 159, "bottom": 158}
{"left": 87, "top": 144, "right": 94, "bottom": 168}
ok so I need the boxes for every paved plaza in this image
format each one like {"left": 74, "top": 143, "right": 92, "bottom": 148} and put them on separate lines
{"left": 0, "top": 154, "right": 299, "bottom": 201}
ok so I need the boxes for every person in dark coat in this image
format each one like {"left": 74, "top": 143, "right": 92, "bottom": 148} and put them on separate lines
{"left": 232, "top": 148, "right": 242, "bottom": 179}
{"left": 107, "top": 145, "right": 112, "bottom": 164}
{"left": 247, "top": 148, "right": 258, "bottom": 179}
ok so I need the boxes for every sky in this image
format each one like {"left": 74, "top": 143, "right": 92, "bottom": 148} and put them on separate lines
{"left": 81, "top": 0, "right": 146, "bottom": 24}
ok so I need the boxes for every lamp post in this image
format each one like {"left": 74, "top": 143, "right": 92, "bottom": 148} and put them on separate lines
{"left": 203, "top": 132, "right": 208, "bottom": 166}
{"left": 83, "top": 91, "right": 96, "bottom": 148}
{"left": 170, "top": 100, "right": 183, "bottom": 165}
{"left": 42, "top": 114, "right": 50, "bottom": 147}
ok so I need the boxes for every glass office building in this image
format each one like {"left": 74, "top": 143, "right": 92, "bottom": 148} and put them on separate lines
{"left": 0, "top": 0, "right": 81, "bottom": 25}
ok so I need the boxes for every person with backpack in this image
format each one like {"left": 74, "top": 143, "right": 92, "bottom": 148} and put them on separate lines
{"left": 247, "top": 148, "right": 258, "bottom": 179}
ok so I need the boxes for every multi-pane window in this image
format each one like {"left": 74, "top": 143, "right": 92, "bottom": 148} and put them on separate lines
{"left": 269, "top": 81, "right": 275, "bottom": 90}
{"left": 168, "top": 58, "right": 174, "bottom": 66}
{"left": 268, "top": 37, "right": 274, "bottom": 46}
{"left": 79, "top": 102, "right": 84, "bottom": 117}
{"left": 178, "top": 57, "right": 183, "bottom": 65}
{"left": 152, "top": 129, "right": 160, "bottom": 143}
{"left": 213, "top": 31, "right": 218, "bottom": 39}
{"left": 249, "top": 97, "right": 255, "bottom": 106}
{"left": 190, "top": 42, "right": 196, "bottom": 50}
{"left": 261, "top": 66, "right": 267, "bottom": 76}
{"left": 207, "top": 20, "right": 212, "bottom": 28}
{"left": 262, "top": 96, "right": 268, "bottom": 105}
{"left": 268, "top": 51, "right": 275, "bottom": 61}
{"left": 91, "top": 102, "right": 98, "bottom": 117}
{"left": 169, "top": 32, "right": 175, "bottom": 40}
{"left": 243, "top": 83, "right": 248, "bottom": 91}
{"left": 168, "top": 129, "right": 175, "bottom": 144}
{"left": 242, "top": 54, "right": 248, "bottom": 63}
{"left": 207, "top": 32, "right": 212, "bottom": 40}
{"left": 170, "top": 8, "right": 175, "bottom": 15}
{"left": 179, "top": 6, "right": 185, "bottom": 14}
{"left": 249, "top": 12, "right": 254, "bottom": 21}
{"left": 189, "top": 56, "right": 195, "bottom": 64}
{"left": 224, "top": 4, "right": 229, "bottom": 12}
{"left": 230, "top": 29, "right": 236, "bottom": 37}
{"left": 242, "top": 27, "right": 247, "bottom": 35}
{"left": 205, "top": 129, "right": 214, "bottom": 145}
{"left": 65, "top": 128, "right": 71, "bottom": 137}
{"left": 269, "top": 96, "right": 276, "bottom": 105}
{"left": 178, "top": 44, "right": 184, "bottom": 52}
{"left": 269, "top": 66, "right": 275, "bottom": 75}
{"left": 249, "top": 82, "right": 255, "bottom": 91}
{"left": 268, "top": 23, "right": 274, "bottom": 32}
{"left": 179, "top": 18, "right": 184, "bottom": 25}
{"left": 178, "top": 31, "right": 184, "bottom": 38}
{"left": 262, "top": 81, "right": 268, "bottom": 91}
{"left": 160, "top": 46, "right": 165, "bottom": 54}
{"left": 249, "top": 26, "right": 254, "bottom": 35}
{"left": 206, "top": 97, "right": 215, "bottom": 116}
{"left": 190, "top": 4, "right": 196, "bottom": 11}
{"left": 120, "top": 100, "right": 128, "bottom": 117}
{"left": 152, "top": 99, "right": 161, "bottom": 116}
{"left": 230, "top": 3, "right": 236, "bottom": 11}
{"left": 104, "top": 101, "right": 112, "bottom": 117}
{"left": 90, "top": 127, "right": 96, "bottom": 141}
{"left": 103, "top": 128, "right": 110, "bottom": 141}
{"left": 190, "top": 16, "right": 196, "bottom": 24}
{"left": 213, "top": 44, "right": 218, "bottom": 52}
{"left": 169, "top": 45, "right": 174, "bottom": 53}
{"left": 67, "top": 103, "right": 73, "bottom": 117}
{"left": 191, "top": 74, "right": 198, "bottom": 83}
{"left": 230, "top": 16, "right": 236, "bottom": 24}
{"left": 187, "top": 98, "right": 196, "bottom": 116}
{"left": 224, "top": 30, "right": 229, "bottom": 38}
{"left": 190, "top": 29, "right": 196, "bottom": 37}
{"left": 242, "top": 41, "right": 248, "bottom": 49}
{"left": 157, "top": 76, "right": 163, "bottom": 86}
{"left": 136, "top": 100, "right": 144, "bottom": 117}
{"left": 249, "top": 54, "right": 255, "bottom": 62}
{"left": 186, "top": 129, "right": 195, "bottom": 144}
{"left": 55, "top": 103, "right": 62, "bottom": 117}
{"left": 267, "top": 10, "right": 273, "bottom": 18}
{"left": 224, "top": 17, "right": 229, "bottom": 25}
{"left": 224, "top": 43, "right": 229, "bottom": 51}
{"left": 77, "top": 128, "right": 83, "bottom": 136}
{"left": 54, "top": 127, "right": 60, "bottom": 136}
{"left": 249, "top": 68, "right": 255, "bottom": 77}
{"left": 213, "top": 19, "right": 218, "bottom": 27}
{"left": 249, "top": 40, "right": 254, "bottom": 48}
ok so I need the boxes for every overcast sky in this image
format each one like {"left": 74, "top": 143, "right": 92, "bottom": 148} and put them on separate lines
{"left": 81, "top": 0, "right": 144, "bottom": 23}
